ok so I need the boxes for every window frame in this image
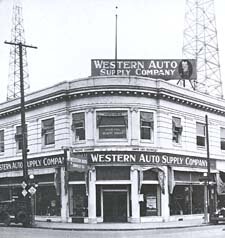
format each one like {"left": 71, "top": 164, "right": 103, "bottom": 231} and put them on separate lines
{"left": 41, "top": 118, "right": 55, "bottom": 146}
{"left": 0, "top": 129, "right": 4, "bottom": 153}
{"left": 140, "top": 111, "right": 154, "bottom": 141}
{"left": 15, "top": 125, "right": 25, "bottom": 151}
{"left": 172, "top": 116, "right": 182, "bottom": 144}
{"left": 72, "top": 112, "right": 86, "bottom": 142}
{"left": 96, "top": 110, "right": 128, "bottom": 140}
{"left": 196, "top": 122, "right": 206, "bottom": 147}
{"left": 220, "top": 127, "right": 225, "bottom": 151}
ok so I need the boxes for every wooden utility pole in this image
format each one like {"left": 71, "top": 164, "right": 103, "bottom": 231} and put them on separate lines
{"left": 4, "top": 41, "right": 37, "bottom": 181}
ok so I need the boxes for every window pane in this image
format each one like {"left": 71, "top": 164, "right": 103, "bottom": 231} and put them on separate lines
{"left": 71, "top": 185, "right": 88, "bottom": 217}
{"left": 196, "top": 123, "right": 205, "bottom": 135}
{"left": 100, "top": 116, "right": 125, "bottom": 126}
{"left": 140, "top": 112, "right": 153, "bottom": 140}
{"left": 72, "top": 113, "right": 85, "bottom": 141}
{"left": 221, "top": 141, "right": 225, "bottom": 150}
{"left": 170, "top": 185, "right": 204, "bottom": 215}
{"left": 75, "top": 128, "right": 85, "bottom": 140}
{"left": 73, "top": 112, "right": 85, "bottom": 122}
{"left": 43, "top": 118, "right": 54, "bottom": 128}
{"left": 0, "top": 130, "right": 4, "bottom": 152}
{"left": 172, "top": 117, "right": 181, "bottom": 127}
{"left": 140, "top": 185, "right": 159, "bottom": 216}
{"left": 140, "top": 112, "right": 153, "bottom": 122}
{"left": 99, "top": 127, "right": 126, "bottom": 139}
{"left": 221, "top": 128, "right": 225, "bottom": 139}
{"left": 45, "top": 133, "right": 55, "bottom": 145}
{"left": 197, "top": 136, "right": 205, "bottom": 146}
{"left": 36, "top": 186, "right": 61, "bottom": 216}
{"left": 42, "top": 118, "right": 55, "bottom": 145}
{"left": 141, "top": 128, "right": 151, "bottom": 140}
{"left": 97, "top": 111, "right": 127, "bottom": 139}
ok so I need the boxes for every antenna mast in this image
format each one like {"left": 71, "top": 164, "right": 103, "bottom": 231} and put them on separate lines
{"left": 7, "top": 0, "right": 30, "bottom": 100}
{"left": 182, "top": 0, "right": 223, "bottom": 98}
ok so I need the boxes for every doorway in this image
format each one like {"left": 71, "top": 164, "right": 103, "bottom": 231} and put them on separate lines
{"left": 103, "top": 191, "right": 127, "bottom": 222}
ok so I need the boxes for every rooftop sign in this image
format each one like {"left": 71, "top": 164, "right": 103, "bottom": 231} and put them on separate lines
{"left": 91, "top": 59, "right": 196, "bottom": 80}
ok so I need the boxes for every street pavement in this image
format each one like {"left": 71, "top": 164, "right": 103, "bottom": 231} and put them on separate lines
{"left": 1, "top": 224, "right": 225, "bottom": 238}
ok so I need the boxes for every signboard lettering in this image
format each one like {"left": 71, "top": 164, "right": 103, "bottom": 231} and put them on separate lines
{"left": 87, "top": 151, "right": 216, "bottom": 169}
{"left": 0, "top": 154, "right": 65, "bottom": 173}
{"left": 91, "top": 59, "right": 196, "bottom": 80}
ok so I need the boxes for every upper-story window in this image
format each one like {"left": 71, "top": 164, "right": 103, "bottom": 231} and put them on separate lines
{"left": 0, "top": 130, "right": 4, "bottom": 152}
{"left": 15, "top": 125, "right": 24, "bottom": 151}
{"left": 96, "top": 110, "right": 128, "bottom": 139}
{"left": 42, "top": 118, "right": 55, "bottom": 145}
{"left": 196, "top": 122, "right": 205, "bottom": 147}
{"left": 140, "top": 111, "right": 154, "bottom": 140}
{"left": 172, "top": 117, "right": 182, "bottom": 144}
{"left": 220, "top": 127, "right": 225, "bottom": 150}
{"left": 72, "top": 112, "right": 85, "bottom": 142}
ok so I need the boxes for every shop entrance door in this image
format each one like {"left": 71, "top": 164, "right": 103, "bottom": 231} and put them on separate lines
{"left": 103, "top": 191, "right": 127, "bottom": 222}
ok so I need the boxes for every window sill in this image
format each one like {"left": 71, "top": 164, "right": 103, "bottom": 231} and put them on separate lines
{"left": 73, "top": 140, "right": 86, "bottom": 145}
{"left": 140, "top": 139, "right": 154, "bottom": 144}
{"left": 42, "top": 144, "right": 55, "bottom": 150}
{"left": 172, "top": 142, "right": 182, "bottom": 147}
{"left": 96, "top": 139, "right": 128, "bottom": 143}
{"left": 197, "top": 146, "right": 206, "bottom": 150}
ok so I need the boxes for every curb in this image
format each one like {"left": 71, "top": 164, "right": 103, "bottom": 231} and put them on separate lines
{"left": 33, "top": 223, "right": 209, "bottom": 231}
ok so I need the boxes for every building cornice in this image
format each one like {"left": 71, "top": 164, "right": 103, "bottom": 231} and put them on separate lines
{"left": 0, "top": 76, "right": 224, "bottom": 118}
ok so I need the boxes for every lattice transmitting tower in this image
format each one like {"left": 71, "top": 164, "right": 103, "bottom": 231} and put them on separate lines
{"left": 7, "top": 0, "right": 30, "bottom": 100}
{"left": 182, "top": 0, "right": 223, "bottom": 98}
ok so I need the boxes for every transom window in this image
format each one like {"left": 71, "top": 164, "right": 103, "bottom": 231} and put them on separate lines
{"left": 96, "top": 111, "right": 128, "bottom": 139}
{"left": 172, "top": 117, "right": 182, "bottom": 144}
{"left": 196, "top": 122, "right": 205, "bottom": 147}
{"left": 72, "top": 112, "right": 85, "bottom": 142}
{"left": 0, "top": 130, "right": 4, "bottom": 152}
{"left": 140, "top": 111, "right": 154, "bottom": 140}
{"left": 42, "top": 118, "right": 55, "bottom": 145}
{"left": 220, "top": 128, "right": 225, "bottom": 150}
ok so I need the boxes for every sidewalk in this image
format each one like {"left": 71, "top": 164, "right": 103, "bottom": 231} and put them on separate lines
{"left": 34, "top": 218, "right": 208, "bottom": 231}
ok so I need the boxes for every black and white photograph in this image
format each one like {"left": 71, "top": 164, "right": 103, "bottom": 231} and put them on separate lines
{"left": 0, "top": 0, "right": 225, "bottom": 237}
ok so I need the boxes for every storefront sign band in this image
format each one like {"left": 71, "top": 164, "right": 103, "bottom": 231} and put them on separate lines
{"left": 0, "top": 154, "right": 65, "bottom": 173}
{"left": 0, "top": 151, "right": 216, "bottom": 173}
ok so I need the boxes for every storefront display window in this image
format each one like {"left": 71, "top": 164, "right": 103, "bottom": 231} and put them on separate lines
{"left": 170, "top": 185, "right": 204, "bottom": 215}
{"left": 140, "top": 184, "right": 160, "bottom": 216}
{"left": 35, "top": 185, "right": 60, "bottom": 216}
{"left": 71, "top": 185, "right": 88, "bottom": 217}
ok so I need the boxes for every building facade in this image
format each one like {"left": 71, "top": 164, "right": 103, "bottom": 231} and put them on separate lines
{"left": 0, "top": 76, "right": 225, "bottom": 223}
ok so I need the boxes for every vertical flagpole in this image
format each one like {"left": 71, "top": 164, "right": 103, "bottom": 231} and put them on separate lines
{"left": 115, "top": 6, "right": 118, "bottom": 75}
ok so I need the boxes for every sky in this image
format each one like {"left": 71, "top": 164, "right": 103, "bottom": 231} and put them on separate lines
{"left": 0, "top": 0, "right": 225, "bottom": 103}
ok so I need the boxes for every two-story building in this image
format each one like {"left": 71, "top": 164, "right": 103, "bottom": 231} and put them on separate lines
{"left": 0, "top": 75, "right": 225, "bottom": 223}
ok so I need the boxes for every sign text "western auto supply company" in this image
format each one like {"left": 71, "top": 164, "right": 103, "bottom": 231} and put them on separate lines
{"left": 91, "top": 59, "right": 196, "bottom": 80}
